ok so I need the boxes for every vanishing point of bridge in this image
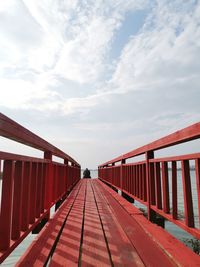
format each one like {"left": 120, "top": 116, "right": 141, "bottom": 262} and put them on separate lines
{"left": 0, "top": 113, "right": 200, "bottom": 266}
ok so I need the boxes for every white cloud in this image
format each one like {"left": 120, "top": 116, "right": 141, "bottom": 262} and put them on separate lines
{"left": 0, "top": 0, "right": 199, "bottom": 167}
{"left": 108, "top": 0, "right": 200, "bottom": 95}
{"left": 0, "top": 76, "right": 60, "bottom": 110}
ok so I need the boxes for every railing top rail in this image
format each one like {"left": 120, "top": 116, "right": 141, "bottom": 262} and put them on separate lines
{"left": 0, "top": 113, "right": 80, "bottom": 166}
{"left": 100, "top": 122, "right": 200, "bottom": 167}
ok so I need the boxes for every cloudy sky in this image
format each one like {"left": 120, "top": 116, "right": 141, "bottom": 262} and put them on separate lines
{"left": 0, "top": 0, "right": 199, "bottom": 168}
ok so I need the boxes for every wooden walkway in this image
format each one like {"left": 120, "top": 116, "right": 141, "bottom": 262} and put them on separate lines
{"left": 17, "top": 179, "right": 200, "bottom": 267}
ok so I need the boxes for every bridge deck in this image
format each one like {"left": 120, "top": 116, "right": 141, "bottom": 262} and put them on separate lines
{"left": 17, "top": 179, "right": 200, "bottom": 267}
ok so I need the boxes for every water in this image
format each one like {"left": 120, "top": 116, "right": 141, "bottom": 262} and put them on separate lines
{"left": 0, "top": 170, "right": 198, "bottom": 265}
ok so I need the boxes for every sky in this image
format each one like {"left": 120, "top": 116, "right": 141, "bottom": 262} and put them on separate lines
{"left": 0, "top": 0, "right": 200, "bottom": 168}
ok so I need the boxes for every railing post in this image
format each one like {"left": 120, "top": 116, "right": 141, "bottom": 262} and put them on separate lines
{"left": 146, "top": 151, "right": 156, "bottom": 222}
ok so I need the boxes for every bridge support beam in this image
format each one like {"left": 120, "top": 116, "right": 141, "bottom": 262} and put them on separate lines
{"left": 111, "top": 186, "right": 118, "bottom": 193}
{"left": 32, "top": 213, "right": 49, "bottom": 234}
{"left": 151, "top": 214, "right": 165, "bottom": 228}
{"left": 121, "top": 191, "right": 134, "bottom": 203}
{"left": 55, "top": 198, "right": 63, "bottom": 211}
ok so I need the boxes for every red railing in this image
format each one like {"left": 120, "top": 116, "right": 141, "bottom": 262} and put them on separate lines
{"left": 98, "top": 122, "right": 200, "bottom": 239}
{"left": 0, "top": 113, "right": 81, "bottom": 263}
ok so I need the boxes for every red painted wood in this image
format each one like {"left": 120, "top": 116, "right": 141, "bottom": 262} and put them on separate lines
{"left": 29, "top": 162, "right": 38, "bottom": 224}
{"left": 40, "top": 163, "right": 46, "bottom": 214}
{"left": 36, "top": 163, "right": 43, "bottom": 218}
{"left": 92, "top": 180, "right": 144, "bottom": 266}
{"left": 154, "top": 162, "right": 162, "bottom": 209}
{"left": 98, "top": 179, "right": 200, "bottom": 266}
{"left": 16, "top": 181, "right": 82, "bottom": 267}
{"left": 162, "top": 162, "right": 170, "bottom": 213}
{"left": 133, "top": 165, "right": 136, "bottom": 196}
{"left": 0, "top": 113, "right": 79, "bottom": 166}
{"left": 143, "top": 164, "right": 147, "bottom": 201}
{"left": 181, "top": 160, "right": 194, "bottom": 227}
{"left": 50, "top": 181, "right": 86, "bottom": 267}
{"left": 16, "top": 179, "right": 200, "bottom": 266}
{"left": 100, "top": 122, "right": 200, "bottom": 166}
{"left": 44, "top": 163, "right": 50, "bottom": 209}
{"left": 136, "top": 165, "right": 139, "bottom": 197}
{"left": 0, "top": 160, "right": 14, "bottom": 250}
{"left": 139, "top": 165, "right": 142, "bottom": 199}
{"left": 146, "top": 151, "right": 155, "bottom": 220}
{"left": 150, "top": 152, "right": 200, "bottom": 163}
{"left": 81, "top": 181, "right": 111, "bottom": 267}
{"left": 141, "top": 164, "right": 144, "bottom": 200}
{"left": 0, "top": 113, "right": 81, "bottom": 263}
{"left": 172, "top": 161, "right": 177, "bottom": 219}
{"left": 195, "top": 159, "right": 200, "bottom": 226}
{"left": 12, "top": 161, "right": 24, "bottom": 240}
{"left": 149, "top": 162, "right": 156, "bottom": 205}
{"left": 21, "top": 162, "right": 32, "bottom": 232}
{"left": 98, "top": 124, "right": 200, "bottom": 236}
{"left": 0, "top": 151, "right": 49, "bottom": 163}
{"left": 130, "top": 165, "right": 133, "bottom": 195}
{"left": 97, "top": 180, "right": 175, "bottom": 267}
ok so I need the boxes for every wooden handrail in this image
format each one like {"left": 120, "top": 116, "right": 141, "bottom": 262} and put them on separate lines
{"left": 0, "top": 113, "right": 80, "bottom": 167}
{"left": 0, "top": 113, "right": 81, "bottom": 264}
{"left": 100, "top": 122, "right": 200, "bottom": 166}
{"left": 98, "top": 122, "right": 200, "bottom": 240}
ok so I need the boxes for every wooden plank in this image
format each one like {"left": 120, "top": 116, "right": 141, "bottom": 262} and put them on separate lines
{"left": 92, "top": 180, "right": 144, "bottom": 267}
{"left": 81, "top": 180, "right": 111, "bottom": 267}
{"left": 49, "top": 180, "right": 87, "bottom": 266}
{"left": 16, "top": 181, "right": 82, "bottom": 267}
{"left": 96, "top": 179, "right": 175, "bottom": 267}
{"left": 98, "top": 179, "right": 200, "bottom": 266}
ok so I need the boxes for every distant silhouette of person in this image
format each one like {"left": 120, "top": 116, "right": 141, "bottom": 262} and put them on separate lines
{"left": 83, "top": 168, "right": 91, "bottom": 178}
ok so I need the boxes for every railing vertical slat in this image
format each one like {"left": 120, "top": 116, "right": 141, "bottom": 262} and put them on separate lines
{"left": 0, "top": 160, "right": 14, "bottom": 250}
{"left": 149, "top": 162, "right": 156, "bottom": 205}
{"left": 154, "top": 162, "right": 162, "bottom": 209}
{"left": 12, "top": 161, "right": 24, "bottom": 240}
{"left": 172, "top": 161, "right": 177, "bottom": 219}
{"left": 29, "top": 162, "right": 38, "bottom": 224}
{"left": 139, "top": 165, "right": 142, "bottom": 199}
{"left": 195, "top": 158, "right": 200, "bottom": 227}
{"left": 137, "top": 165, "right": 140, "bottom": 197}
{"left": 36, "top": 163, "right": 43, "bottom": 218}
{"left": 41, "top": 163, "right": 46, "bottom": 213}
{"left": 129, "top": 166, "right": 131, "bottom": 193}
{"left": 146, "top": 151, "right": 155, "bottom": 221}
{"left": 181, "top": 160, "right": 194, "bottom": 227}
{"left": 21, "top": 162, "right": 32, "bottom": 231}
{"left": 130, "top": 165, "right": 133, "bottom": 195}
{"left": 162, "top": 162, "right": 170, "bottom": 213}
{"left": 141, "top": 164, "right": 144, "bottom": 201}
{"left": 143, "top": 164, "right": 147, "bottom": 202}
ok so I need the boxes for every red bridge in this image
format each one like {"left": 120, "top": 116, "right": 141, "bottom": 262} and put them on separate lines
{"left": 0, "top": 113, "right": 200, "bottom": 266}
